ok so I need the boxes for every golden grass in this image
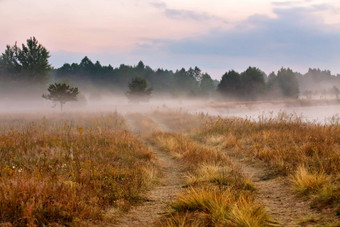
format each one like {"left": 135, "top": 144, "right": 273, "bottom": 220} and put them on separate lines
{"left": 169, "top": 187, "right": 274, "bottom": 227}
{"left": 290, "top": 166, "right": 330, "bottom": 195}
{"left": 149, "top": 132, "right": 230, "bottom": 170}
{"left": 195, "top": 112, "right": 340, "bottom": 213}
{"left": 127, "top": 113, "right": 160, "bottom": 135}
{"left": 0, "top": 113, "right": 158, "bottom": 226}
{"left": 186, "top": 164, "right": 254, "bottom": 191}
{"left": 149, "top": 131, "right": 274, "bottom": 226}
{"left": 151, "top": 111, "right": 209, "bottom": 133}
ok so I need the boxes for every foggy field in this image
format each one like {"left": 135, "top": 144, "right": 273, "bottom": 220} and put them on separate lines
{"left": 3, "top": 0, "right": 340, "bottom": 225}
{"left": 1, "top": 96, "right": 339, "bottom": 124}
{"left": 0, "top": 105, "right": 339, "bottom": 226}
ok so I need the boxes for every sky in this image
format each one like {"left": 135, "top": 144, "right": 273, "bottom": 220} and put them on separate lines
{"left": 1, "top": 0, "right": 340, "bottom": 79}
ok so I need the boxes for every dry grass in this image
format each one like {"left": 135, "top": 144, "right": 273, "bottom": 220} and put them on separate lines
{"left": 126, "top": 113, "right": 160, "bottom": 134}
{"left": 196, "top": 112, "right": 340, "bottom": 214}
{"left": 148, "top": 132, "right": 230, "bottom": 171}
{"left": 170, "top": 187, "right": 273, "bottom": 227}
{"left": 0, "top": 113, "right": 158, "bottom": 226}
{"left": 151, "top": 111, "right": 209, "bottom": 133}
{"left": 149, "top": 131, "right": 275, "bottom": 226}
{"left": 290, "top": 166, "right": 330, "bottom": 195}
{"left": 290, "top": 166, "right": 340, "bottom": 213}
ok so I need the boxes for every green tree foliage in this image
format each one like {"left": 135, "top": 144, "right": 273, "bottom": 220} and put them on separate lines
{"left": 266, "top": 72, "right": 276, "bottom": 89}
{"left": 187, "top": 66, "right": 203, "bottom": 82}
{"left": 0, "top": 37, "right": 51, "bottom": 84}
{"left": 42, "top": 83, "right": 79, "bottom": 111}
{"left": 267, "top": 68, "right": 299, "bottom": 99}
{"left": 0, "top": 45, "right": 21, "bottom": 75}
{"left": 127, "top": 77, "right": 152, "bottom": 102}
{"left": 174, "top": 68, "right": 198, "bottom": 95}
{"left": 240, "top": 67, "right": 266, "bottom": 99}
{"left": 200, "top": 73, "right": 215, "bottom": 95}
{"left": 217, "top": 70, "right": 241, "bottom": 98}
{"left": 276, "top": 68, "right": 299, "bottom": 98}
{"left": 52, "top": 55, "right": 339, "bottom": 101}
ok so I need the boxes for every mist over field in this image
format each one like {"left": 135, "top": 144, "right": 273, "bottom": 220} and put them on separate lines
{"left": 1, "top": 1, "right": 340, "bottom": 226}
{"left": 0, "top": 92, "right": 339, "bottom": 125}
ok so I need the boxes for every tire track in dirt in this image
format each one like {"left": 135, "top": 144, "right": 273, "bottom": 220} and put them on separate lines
{"left": 115, "top": 115, "right": 185, "bottom": 227}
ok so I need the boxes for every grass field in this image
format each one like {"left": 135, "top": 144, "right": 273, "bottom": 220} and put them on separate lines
{"left": 0, "top": 113, "right": 158, "bottom": 226}
{"left": 195, "top": 113, "right": 340, "bottom": 213}
{"left": 0, "top": 111, "right": 339, "bottom": 226}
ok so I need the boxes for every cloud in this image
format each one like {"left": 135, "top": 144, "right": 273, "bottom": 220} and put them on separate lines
{"left": 150, "top": 1, "right": 166, "bottom": 9}
{"left": 150, "top": 1, "right": 227, "bottom": 23}
{"left": 272, "top": 1, "right": 303, "bottom": 7}
{"left": 136, "top": 4, "right": 340, "bottom": 67}
{"left": 164, "top": 8, "right": 214, "bottom": 21}
{"left": 271, "top": 0, "right": 319, "bottom": 7}
{"left": 48, "top": 1, "right": 340, "bottom": 78}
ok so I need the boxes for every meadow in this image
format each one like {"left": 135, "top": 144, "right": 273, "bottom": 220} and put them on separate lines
{"left": 157, "top": 111, "right": 339, "bottom": 224}
{"left": 0, "top": 110, "right": 339, "bottom": 226}
{"left": 195, "top": 112, "right": 340, "bottom": 212}
{"left": 0, "top": 113, "right": 158, "bottom": 226}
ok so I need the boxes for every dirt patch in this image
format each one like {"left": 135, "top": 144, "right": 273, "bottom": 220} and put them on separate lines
{"left": 115, "top": 115, "right": 185, "bottom": 226}
{"left": 115, "top": 146, "right": 185, "bottom": 226}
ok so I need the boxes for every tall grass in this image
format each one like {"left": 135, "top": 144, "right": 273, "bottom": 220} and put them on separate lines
{"left": 196, "top": 112, "right": 340, "bottom": 213}
{"left": 149, "top": 131, "right": 275, "bottom": 226}
{"left": 0, "top": 113, "right": 158, "bottom": 226}
{"left": 126, "top": 113, "right": 160, "bottom": 134}
{"left": 151, "top": 111, "right": 209, "bottom": 133}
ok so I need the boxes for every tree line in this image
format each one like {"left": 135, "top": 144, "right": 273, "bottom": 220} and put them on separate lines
{"left": 1, "top": 37, "right": 340, "bottom": 101}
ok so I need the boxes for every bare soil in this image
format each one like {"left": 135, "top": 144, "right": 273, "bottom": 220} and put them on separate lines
{"left": 114, "top": 116, "right": 185, "bottom": 226}
{"left": 115, "top": 146, "right": 185, "bottom": 226}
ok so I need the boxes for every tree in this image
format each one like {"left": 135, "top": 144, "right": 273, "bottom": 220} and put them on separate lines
{"left": 127, "top": 77, "right": 152, "bottom": 102}
{"left": 276, "top": 68, "right": 299, "bottom": 98}
{"left": 200, "top": 73, "right": 215, "bottom": 95}
{"left": 240, "top": 67, "right": 266, "bottom": 99}
{"left": 0, "top": 45, "right": 21, "bottom": 75}
{"left": 217, "top": 70, "right": 241, "bottom": 98}
{"left": 187, "top": 66, "right": 202, "bottom": 82}
{"left": 42, "top": 83, "right": 79, "bottom": 111}
{"left": 266, "top": 72, "right": 276, "bottom": 89}
{"left": 174, "top": 68, "right": 198, "bottom": 95}
{"left": 0, "top": 37, "right": 51, "bottom": 84}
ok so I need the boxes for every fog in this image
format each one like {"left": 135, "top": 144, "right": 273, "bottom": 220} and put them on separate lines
{"left": 0, "top": 93, "right": 339, "bottom": 124}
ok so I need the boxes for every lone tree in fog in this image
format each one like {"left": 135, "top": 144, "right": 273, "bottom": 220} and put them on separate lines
{"left": 42, "top": 83, "right": 79, "bottom": 111}
{"left": 127, "top": 77, "right": 152, "bottom": 102}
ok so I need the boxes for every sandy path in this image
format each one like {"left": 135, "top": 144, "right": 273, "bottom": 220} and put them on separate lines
{"left": 116, "top": 146, "right": 184, "bottom": 227}
{"left": 115, "top": 115, "right": 185, "bottom": 226}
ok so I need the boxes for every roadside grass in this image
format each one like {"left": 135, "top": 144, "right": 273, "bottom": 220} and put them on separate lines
{"left": 149, "top": 131, "right": 276, "bottom": 226}
{"left": 195, "top": 112, "right": 340, "bottom": 214}
{"left": 0, "top": 113, "right": 158, "bottom": 226}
